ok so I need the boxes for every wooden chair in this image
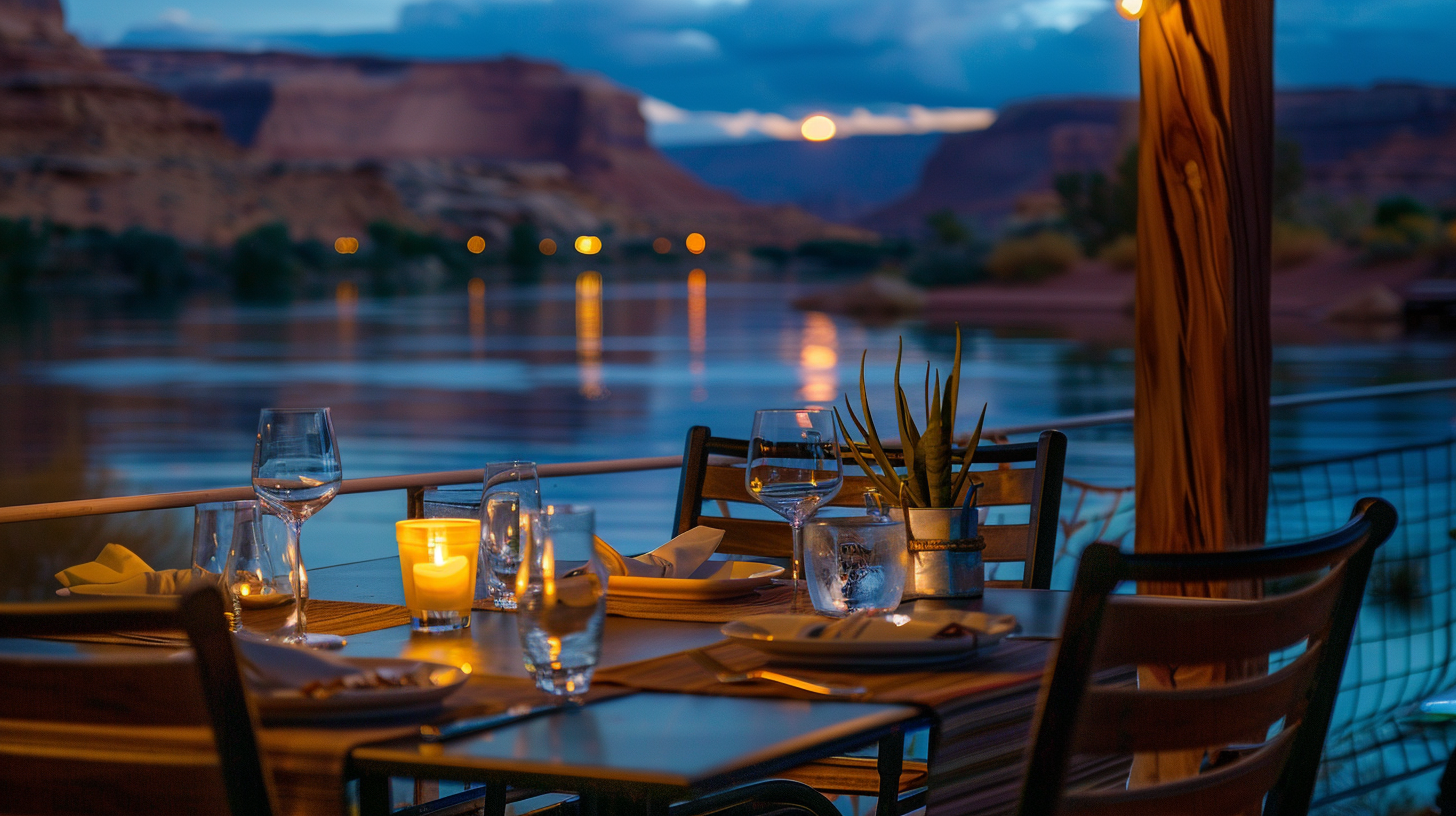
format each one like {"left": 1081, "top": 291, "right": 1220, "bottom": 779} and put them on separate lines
{"left": 0, "top": 584, "right": 277, "bottom": 816}
{"left": 672, "top": 425, "right": 1068, "bottom": 589}
{"left": 1016, "top": 497, "right": 1398, "bottom": 816}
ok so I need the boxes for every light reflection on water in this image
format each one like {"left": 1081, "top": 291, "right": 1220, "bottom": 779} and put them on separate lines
{"left": 3, "top": 273, "right": 1456, "bottom": 582}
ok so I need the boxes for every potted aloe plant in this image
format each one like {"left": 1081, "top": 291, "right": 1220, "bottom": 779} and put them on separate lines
{"left": 836, "top": 327, "right": 988, "bottom": 598}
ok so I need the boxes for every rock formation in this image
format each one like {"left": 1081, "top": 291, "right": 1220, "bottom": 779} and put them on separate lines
{"left": 0, "top": 0, "right": 417, "bottom": 244}
{"left": 865, "top": 84, "right": 1456, "bottom": 236}
{"left": 103, "top": 48, "right": 866, "bottom": 248}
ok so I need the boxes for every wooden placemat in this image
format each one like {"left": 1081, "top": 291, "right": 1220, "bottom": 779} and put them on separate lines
{"left": 37, "top": 599, "right": 411, "bottom": 647}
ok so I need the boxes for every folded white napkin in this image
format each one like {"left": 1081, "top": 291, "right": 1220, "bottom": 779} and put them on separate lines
{"left": 65, "top": 569, "right": 219, "bottom": 597}
{"left": 234, "top": 634, "right": 366, "bottom": 692}
{"left": 598, "top": 526, "right": 725, "bottom": 578}
{"left": 744, "top": 610, "right": 1018, "bottom": 643}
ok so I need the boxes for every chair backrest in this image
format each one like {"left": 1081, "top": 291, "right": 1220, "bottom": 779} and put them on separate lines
{"left": 0, "top": 584, "right": 276, "bottom": 816}
{"left": 673, "top": 425, "right": 1068, "bottom": 589}
{"left": 1017, "top": 497, "right": 1398, "bottom": 816}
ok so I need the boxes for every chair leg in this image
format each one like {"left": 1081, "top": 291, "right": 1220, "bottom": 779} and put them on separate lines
{"left": 878, "top": 731, "right": 906, "bottom": 816}
{"left": 669, "top": 779, "right": 841, "bottom": 816}
{"left": 360, "top": 774, "right": 392, "bottom": 816}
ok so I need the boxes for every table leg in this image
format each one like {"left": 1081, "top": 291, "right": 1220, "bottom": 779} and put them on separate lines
{"left": 483, "top": 783, "right": 507, "bottom": 816}
{"left": 413, "top": 778, "right": 440, "bottom": 805}
{"left": 359, "top": 774, "right": 392, "bottom": 816}
{"left": 877, "top": 730, "right": 905, "bottom": 816}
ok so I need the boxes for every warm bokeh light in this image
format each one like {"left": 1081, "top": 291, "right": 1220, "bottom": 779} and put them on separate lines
{"left": 653, "top": 237, "right": 671, "bottom": 254}
{"left": 687, "top": 268, "right": 707, "bottom": 401}
{"left": 575, "top": 235, "right": 602, "bottom": 255}
{"left": 539, "top": 238, "right": 557, "bottom": 255}
{"left": 466, "top": 235, "right": 486, "bottom": 254}
{"left": 1116, "top": 0, "right": 1145, "bottom": 20}
{"left": 801, "top": 115, "right": 837, "bottom": 142}
{"left": 334, "top": 236, "right": 359, "bottom": 254}
{"left": 576, "top": 271, "right": 605, "bottom": 400}
{"left": 685, "top": 232, "right": 706, "bottom": 255}
{"left": 468, "top": 277, "right": 486, "bottom": 298}
{"left": 798, "top": 311, "right": 839, "bottom": 403}
{"left": 468, "top": 277, "right": 486, "bottom": 355}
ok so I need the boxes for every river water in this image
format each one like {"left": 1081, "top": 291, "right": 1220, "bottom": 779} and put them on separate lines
{"left": 4, "top": 268, "right": 1456, "bottom": 808}
{"left": 3, "top": 269, "right": 1456, "bottom": 581}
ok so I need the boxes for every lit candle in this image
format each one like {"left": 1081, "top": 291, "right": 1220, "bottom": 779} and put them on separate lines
{"left": 396, "top": 518, "right": 482, "bottom": 631}
{"left": 413, "top": 554, "right": 471, "bottom": 610}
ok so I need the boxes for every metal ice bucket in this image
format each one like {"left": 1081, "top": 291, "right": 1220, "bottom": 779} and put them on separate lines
{"left": 897, "top": 505, "right": 987, "bottom": 599}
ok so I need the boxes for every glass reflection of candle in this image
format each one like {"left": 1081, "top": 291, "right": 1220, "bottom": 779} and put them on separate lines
{"left": 799, "top": 311, "right": 839, "bottom": 403}
{"left": 687, "top": 268, "right": 707, "bottom": 402}
{"left": 576, "top": 271, "right": 605, "bottom": 400}
{"left": 336, "top": 281, "right": 359, "bottom": 351}
{"left": 468, "top": 277, "right": 486, "bottom": 359}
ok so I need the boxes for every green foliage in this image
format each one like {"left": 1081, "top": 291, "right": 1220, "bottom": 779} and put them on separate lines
{"left": 795, "top": 240, "right": 885, "bottom": 270}
{"left": 228, "top": 223, "right": 297, "bottom": 302}
{"left": 837, "top": 327, "right": 987, "bottom": 509}
{"left": 1054, "top": 146, "right": 1138, "bottom": 255}
{"left": 506, "top": 221, "right": 544, "bottom": 282}
{"left": 926, "top": 209, "right": 971, "bottom": 246}
{"left": 1272, "top": 138, "right": 1305, "bottom": 220}
{"left": 0, "top": 219, "right": 48, "bottom": 299}
{"left": 1360, "top": 196, "right": 1440, "bottom": 264}
{"left": 114, "top": 228, "right": 189, "bottom": 298}
{"left": 986, "top": 231, "right": 1081, "bottom": 283}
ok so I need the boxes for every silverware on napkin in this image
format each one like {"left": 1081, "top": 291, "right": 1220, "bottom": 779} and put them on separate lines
{"left": 688, "top": 649, "right": 867, "bottom": 698}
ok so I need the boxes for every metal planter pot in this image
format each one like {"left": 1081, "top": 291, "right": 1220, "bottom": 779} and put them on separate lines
{"left": 896, "top": 506, "right": 986, "bottom": 599}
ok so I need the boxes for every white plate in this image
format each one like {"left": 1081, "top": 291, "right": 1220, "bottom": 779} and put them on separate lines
{"left": 608, "top": 561, "right": 784, "bottom": 600}
{"left": 720, "top": 613, "right": 1015, "bottom": 668}
{"left": 253, "top": 657, "right": 468, "bottom": 723}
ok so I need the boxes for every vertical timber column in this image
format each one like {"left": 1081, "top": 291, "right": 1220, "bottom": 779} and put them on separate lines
{"left": 1131, "top": 0, "right": 1274, "bottom": 787}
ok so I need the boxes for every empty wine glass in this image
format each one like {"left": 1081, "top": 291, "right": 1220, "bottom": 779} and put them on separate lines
{"left": 746, "top": 408, "right": 843, "bottom": 611}
{"left": 252, "top": 408, "right": 344, "bottom": 649}
{"left": 480, "top": 461, "right": 541, "bottom": 610}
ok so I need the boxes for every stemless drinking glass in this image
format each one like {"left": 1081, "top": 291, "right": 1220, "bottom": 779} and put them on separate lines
{"left": 192, "top": 500, "right": 259, "bottom": 629}
{"left": 803, "top": 515, "right": 909, "bottom": 616}
{"left": 252, "top": 408, "right": 344, "bottom": 649}
{"left": 480, "top": 461, "right": 541, "bottom": 610}
{"left": 746, "top": 408, "right": 843, "bottom": 610}
{"left": 515, "top": 505, "right": 606, "bottom": 700}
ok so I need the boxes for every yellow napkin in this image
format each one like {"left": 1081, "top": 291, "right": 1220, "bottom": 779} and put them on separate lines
{"left": 55, "top": 544, "right": 154, "bottom": 588}
{"left": 66, "top": 569, "right": 215, "bottom": 597}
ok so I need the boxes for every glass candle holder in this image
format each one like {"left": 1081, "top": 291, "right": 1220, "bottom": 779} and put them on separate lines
{"left": 397, "top": 518, "right": 482, "bottom": 633}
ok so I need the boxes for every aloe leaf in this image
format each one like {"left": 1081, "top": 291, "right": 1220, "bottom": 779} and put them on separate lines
{"left": 923, "top": 361, "right": 930, "bottom": 421}
{"left": 951, "top": 403, "right": 988, "bottom": 501}
{"left": 835, "top": 407, "right": 904, "bottom": 500}
{"left": 925, "top": 371, "right": 950, "bottom": 506}
{"left": 854, "top": 354, "right": 901, "bottom": 481}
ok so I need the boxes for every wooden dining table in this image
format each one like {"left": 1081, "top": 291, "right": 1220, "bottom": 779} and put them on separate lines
{"left": 4, "top": 559, "right": 1077, "bottom": 816}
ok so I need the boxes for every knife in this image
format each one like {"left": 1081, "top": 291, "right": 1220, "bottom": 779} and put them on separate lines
{"left": 419, "top": 702, "right": 562, "bottom": 742}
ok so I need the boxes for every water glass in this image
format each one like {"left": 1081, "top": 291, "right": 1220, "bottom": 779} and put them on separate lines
{"left": 515, "top": 505, "right": 606, "bottom": 700}
{"left": 803, "top": 515, "right": 909, "bottom": 616}
{"left": 481, "top": 461, "right": 541, "bottom": 609}
{"left": 222, "top": 506, "right": 293, "bottom": 632}
{"left": 193, "top": 500, "right": 254, "bottom": 628}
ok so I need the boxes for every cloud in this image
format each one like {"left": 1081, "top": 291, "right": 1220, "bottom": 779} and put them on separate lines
{"left": 642, "top": 98, "right": 996, "bottom": 145}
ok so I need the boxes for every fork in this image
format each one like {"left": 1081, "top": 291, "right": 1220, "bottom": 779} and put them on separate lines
{"left": 688, "top": 649, "right": 867, "bottom": 698}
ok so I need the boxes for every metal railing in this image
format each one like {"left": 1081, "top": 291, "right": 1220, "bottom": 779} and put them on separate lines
{"left": 6, "top": 377, "right": 1456, "bottom": 526}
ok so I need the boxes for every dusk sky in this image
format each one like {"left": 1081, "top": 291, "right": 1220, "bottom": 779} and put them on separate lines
{"left": 62, "top": 0, "right": 1456, "bottom": 145}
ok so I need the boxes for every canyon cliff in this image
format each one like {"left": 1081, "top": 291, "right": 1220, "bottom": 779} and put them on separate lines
{"left": 0, "top": 0, "right": 855, "bottom": 248}
{"left": 864, "top": 84, "right": 1456, "bottom": 235}
{"left": 102, "top": 48, "right": 863, "bottom": 248}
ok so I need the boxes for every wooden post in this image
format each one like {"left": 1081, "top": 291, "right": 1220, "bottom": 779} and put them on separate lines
{"left": 1131, "top": 0, "right": 1273, "bottom": 786}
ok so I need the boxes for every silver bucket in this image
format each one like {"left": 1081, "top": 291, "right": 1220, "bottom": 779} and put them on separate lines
{"left": 896, "top": 506, "right": 986, "bottom": 599}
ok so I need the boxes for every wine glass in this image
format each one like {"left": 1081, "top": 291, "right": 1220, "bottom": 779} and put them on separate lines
{"left": 746, "top": 408, "right": 843, "bottom": 611}
{"left": 251, "top": 408, "right": 344, "bottom": 649}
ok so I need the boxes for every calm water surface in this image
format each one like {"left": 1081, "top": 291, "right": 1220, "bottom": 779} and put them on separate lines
{"left": 3, "top": 271, "right": 1456, "bottom": 575}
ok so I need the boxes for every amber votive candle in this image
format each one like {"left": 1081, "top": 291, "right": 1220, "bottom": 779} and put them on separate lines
{"left": 396, "top": 518, "right": 481, "bottom": 633}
